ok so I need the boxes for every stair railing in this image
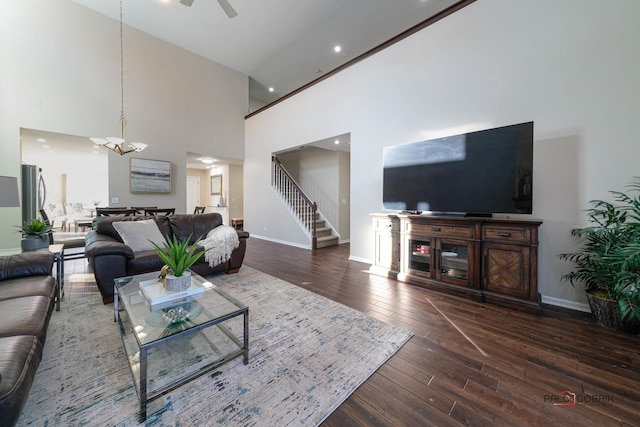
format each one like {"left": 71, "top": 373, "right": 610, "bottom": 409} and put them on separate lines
{"left": 271, "top": 156, "right": 317, "bottom": 249}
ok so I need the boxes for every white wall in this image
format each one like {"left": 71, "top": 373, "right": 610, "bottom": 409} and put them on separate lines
{"left": 0, "top": 0, "right": 247, "bottom": 247}
{"left": 245, "top": 0, "right": 640, "bottom": 309}
{"left": 279, "top": 147, "right": 349, "bottom": 241}
{"left": 228, "top": 164, "right": 244, "bottom": 221}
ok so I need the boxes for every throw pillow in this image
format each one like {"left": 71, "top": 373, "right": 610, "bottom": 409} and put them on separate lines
{"left": 112, "top": 219, "right": 166, "bottom": 253}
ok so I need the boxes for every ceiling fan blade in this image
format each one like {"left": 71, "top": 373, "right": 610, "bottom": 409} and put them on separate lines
{"left": 217, "top": 0, "right": 238, "bottom": 18}
{"left": 180, "top": 0, "right": 194, "bottom": 6}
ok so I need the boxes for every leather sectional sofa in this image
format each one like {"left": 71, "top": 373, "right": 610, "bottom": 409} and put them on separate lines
{"left": 0, "top": 251, "right": 57, "bottom": 427}
{"left": 85, "top": 212, "right": 249, "bottom": 304}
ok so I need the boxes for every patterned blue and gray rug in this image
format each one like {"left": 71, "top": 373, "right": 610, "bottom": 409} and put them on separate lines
{"left": 17, "top": 266, "right": 413, "bottom": 426}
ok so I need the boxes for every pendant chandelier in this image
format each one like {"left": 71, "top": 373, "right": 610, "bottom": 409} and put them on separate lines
{"left": 90, "top": 0, "right": 147, "bottom": 155}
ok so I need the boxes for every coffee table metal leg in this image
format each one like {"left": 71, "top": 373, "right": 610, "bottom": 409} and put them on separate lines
{"left": 113, "top": 286, "right": 119, "bottom": 322}
{"left": 140, "top": 346, "right": 148, "bottom": 421}
{"left": 55, "top": 250, "right": 63, "bottom": 311}
{"left": 243, "top": 309, "right": 249, "bottom": 365}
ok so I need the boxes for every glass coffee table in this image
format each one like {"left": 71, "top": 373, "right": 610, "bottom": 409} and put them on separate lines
{"left": 114, "top": 270, "right": 249, "bottom": 421}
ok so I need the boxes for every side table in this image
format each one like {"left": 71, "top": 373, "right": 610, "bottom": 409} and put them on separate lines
{"left": 48, "top": 244, "right": 65, "bottom": 311}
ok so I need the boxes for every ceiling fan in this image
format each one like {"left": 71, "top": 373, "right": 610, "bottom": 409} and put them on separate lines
{"left": 180, "top": 0, "right": 238, "bottom": 19}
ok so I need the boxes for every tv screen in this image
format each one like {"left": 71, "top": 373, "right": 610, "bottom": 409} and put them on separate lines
{"left": 383, "top": 122, "right": 533, "bottom": 215}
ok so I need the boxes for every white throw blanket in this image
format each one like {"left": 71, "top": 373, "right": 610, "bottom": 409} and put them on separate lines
{"left": 198, "top": 225, "right": 240, "bottom": 267}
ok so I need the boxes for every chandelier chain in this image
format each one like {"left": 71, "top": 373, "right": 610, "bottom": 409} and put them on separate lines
{"left": 119, "top": 0, "right": 126, "bottom": 129}
{"left": 89, "top": 0, "right": 146, "bottom": 155}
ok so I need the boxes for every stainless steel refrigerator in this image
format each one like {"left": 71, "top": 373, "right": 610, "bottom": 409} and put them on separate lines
{"left": 21, "top": 164, "right": 46, "bottom": 223}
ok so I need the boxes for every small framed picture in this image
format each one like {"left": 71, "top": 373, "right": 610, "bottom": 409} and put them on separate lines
{"left": 130, "top": 158, "right": 171, "bottom": 194}
{"left": 211, "top": 174, "right": 222, "bottom": 195}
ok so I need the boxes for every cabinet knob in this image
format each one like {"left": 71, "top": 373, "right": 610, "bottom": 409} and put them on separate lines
{"left": 432, "top": 227, "right": 441, "bottom": 232}
{"left": 498, "top": 232, "right": 511, "bottom": 237}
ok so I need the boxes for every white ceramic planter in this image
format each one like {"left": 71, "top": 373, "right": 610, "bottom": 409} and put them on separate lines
{"left": 165, "top": 271, "right": 192, "bottom": 292}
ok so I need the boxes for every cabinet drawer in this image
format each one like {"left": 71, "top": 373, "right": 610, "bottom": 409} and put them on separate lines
{"left": 405, "top": 222, "right": 473, "bottom": 239}
{"left": 374, "top": 218, "right": 399, "bottom": 232}
{"left": 483, "top": 226, "right": 531, "bottom": 244}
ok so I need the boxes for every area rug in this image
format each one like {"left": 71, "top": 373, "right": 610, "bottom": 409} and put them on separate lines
{"left": 17, "top": 267, "right": 413, "bottom": 426}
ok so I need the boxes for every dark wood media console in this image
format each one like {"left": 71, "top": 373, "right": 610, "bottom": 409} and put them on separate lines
{"left": 371, "top": 213, "right": 543, "bottom": 313}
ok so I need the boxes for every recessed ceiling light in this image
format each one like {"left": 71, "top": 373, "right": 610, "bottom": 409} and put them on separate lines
{"left": 200, "top": 157, "right": 215, "bottom": 164}
{"left": 334, "top": 140, "right": 340, "bottom": 145}
{"left": 268, "top": 87, "right": 274, "bottom": 92}
{"left": 315, "top": 68, "right": 322, "bottom": 74}
{"left": 334, "top": 45, "right": 341, "bottom": 53}
{"left": 37, "top": 138, "right": 46, "bottom": 142}
{"left": 42, "top": 144, "right": 50, "bottom": 149}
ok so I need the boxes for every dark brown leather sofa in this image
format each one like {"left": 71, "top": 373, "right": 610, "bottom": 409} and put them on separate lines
{"left": 85, "top": 213, "right": 249, "bottom": 304}
{"left": 0, "top": 252, "right": 57, "bottom": 427}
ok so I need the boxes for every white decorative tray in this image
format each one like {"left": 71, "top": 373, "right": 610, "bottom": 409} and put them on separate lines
{"left": 139, "top": 278, "right": 205, "bottom": 310}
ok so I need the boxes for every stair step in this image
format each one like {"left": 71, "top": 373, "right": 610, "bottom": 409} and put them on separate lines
{"left": 316, "top": 227, "right": 332, "bottom": 237}
{"left": 316, "top": 235, "right": 339, "bottom": 248}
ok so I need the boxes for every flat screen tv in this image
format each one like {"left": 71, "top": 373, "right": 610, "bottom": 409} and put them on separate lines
{"left": 383, "top": 121, "right": 533, "bottom": 216}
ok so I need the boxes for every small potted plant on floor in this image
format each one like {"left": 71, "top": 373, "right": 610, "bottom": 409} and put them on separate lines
{"left": 558, "top": 178, "right": 640, "bottom": 333}
{"left": 151, "top": 234, "right": 206, "bottom": 292}
{"left": 16, "top": 218, "right": 52, "bottom": 251}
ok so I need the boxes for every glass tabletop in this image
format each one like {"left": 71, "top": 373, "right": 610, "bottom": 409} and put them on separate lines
{"left": 0, "top": 244, "right": 64, "bottom": 256}
{"left": 114, "top": 270, "right": 247, "bottom": 347}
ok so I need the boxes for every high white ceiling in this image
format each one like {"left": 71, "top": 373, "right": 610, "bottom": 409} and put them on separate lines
{"left": 71, "top": 0, "right": 461, "bottom": 107}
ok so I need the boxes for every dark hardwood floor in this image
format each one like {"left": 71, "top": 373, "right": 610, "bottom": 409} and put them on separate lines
{"left": 64, "top": 238, "right": 640, "bottom": 427}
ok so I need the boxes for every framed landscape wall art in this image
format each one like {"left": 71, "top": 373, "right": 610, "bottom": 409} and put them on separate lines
{"left": 130, "top": 158, "right": 171, "bottom": 194}
{"left": 211, "top": 174, "right": 222, "bottom": 195}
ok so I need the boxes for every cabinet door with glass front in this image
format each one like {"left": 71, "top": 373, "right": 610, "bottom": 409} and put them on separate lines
{"left": 406, "top": 237, "right": 434, "bottom": 279}
{"left": 436, "top": 238, "right": 474, "bottom": 287}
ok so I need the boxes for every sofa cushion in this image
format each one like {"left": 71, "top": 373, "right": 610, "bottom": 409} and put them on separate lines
{"left": 126, "top": 250, "right": 167, "bottom": 275}
{"left": 94, "top": 215, "right": 171, "bottom": 242}
{"left": 0, "top": 276, "right": 56, "bottom": 302}
{"left": 168, "top": 213, "right": 222, "bottom": 244}
{"left": 113, "top": 219, "right": 166, "bottom": 253}
{"left": 0, "top": 297, "right": 53, "bottom": 344}
{"left": 0, "top": 336, "right": 42, "bottom": 427}
{"left": 0, "top": 253, "right": 55, "bottom": 281}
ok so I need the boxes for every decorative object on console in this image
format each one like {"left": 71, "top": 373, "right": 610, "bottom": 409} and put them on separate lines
{"left": 151, "top": 233, "right": 209, "bottom": 292}
{"left": 130, "top": 158, "right": 171, "bottom": 194}
{"left": 89, "top": 0, "right": 147, "bottom": 155}
{"left": 0, "top": 176, "right": 20, "bottom": 207}
{"left": 558, "top": 177, "right": 640, "bottom": 333}
{"left": 16, "top": 218, "right": 52, "bottom": 251}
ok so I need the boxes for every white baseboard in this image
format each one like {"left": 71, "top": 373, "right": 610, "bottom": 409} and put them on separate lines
{"left": 250, "top": 234, "right": 311, "bottom": 250}
{"left": 540, "top": 295, "right": 590, "bottom": 313}
{"left": 348, "top": 255, "right": 370, "bottom": 264}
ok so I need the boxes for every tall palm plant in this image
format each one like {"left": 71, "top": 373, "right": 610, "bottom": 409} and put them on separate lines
{"left": 558, "top": 178, "right": 640, "bottom": 322}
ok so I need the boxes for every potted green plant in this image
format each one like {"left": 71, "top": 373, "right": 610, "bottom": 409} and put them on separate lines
{"left": 558, "top": 178, "right": 640, "bottom": 333}
{"left": 16, "top": 218, "right": 52, "bottom": 251}
{"left": 150, "top": 234, "right": 206, "bottom": 292}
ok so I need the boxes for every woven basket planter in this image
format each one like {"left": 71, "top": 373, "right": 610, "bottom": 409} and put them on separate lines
{"left": 586, "top": 292, "right": 640, "bottom": 334}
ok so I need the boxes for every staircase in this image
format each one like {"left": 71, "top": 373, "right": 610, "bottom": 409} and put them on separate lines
{"left": 313, "top": 214, "right": 339, "bottom": 248}
{"left": 272, "top": 156, "right": 339, "bottom": 250}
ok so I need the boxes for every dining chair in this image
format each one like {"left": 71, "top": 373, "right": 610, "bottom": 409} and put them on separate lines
{"left": 144, "top": 208, "right": 175, "bottom": 216}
